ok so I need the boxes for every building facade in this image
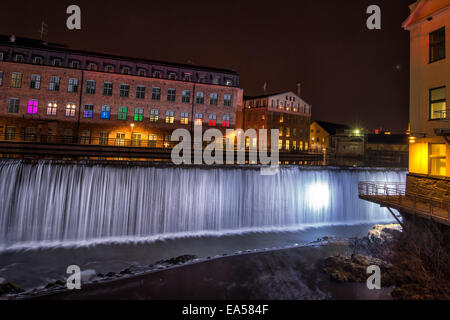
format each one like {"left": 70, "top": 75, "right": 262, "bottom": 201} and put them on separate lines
{"left": 403, "top": 0, "right": 449, "bottom": 177}
{"left": 239, "top": 87, "right": 312, "bottom": 151}
{"left": 0, "top": 35, "right": 243, "bottom": 148}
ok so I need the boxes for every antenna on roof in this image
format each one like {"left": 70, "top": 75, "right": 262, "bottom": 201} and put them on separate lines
{"left": 38, "top": 21, "right": 48, "bottom": 41}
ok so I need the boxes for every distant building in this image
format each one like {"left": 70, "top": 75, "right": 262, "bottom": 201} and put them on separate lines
{"left": 238, "top": 84, "right": 312, "bottom": 151}
{"left": 310, "top": 121, "right": 350, "bottom": 151}
{"left": 366, "top": 134, "right": 409, "bottom": 152}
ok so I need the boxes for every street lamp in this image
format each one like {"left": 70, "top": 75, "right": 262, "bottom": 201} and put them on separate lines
{"left": 130, "top": 123, "right": 135, "bottom": 146}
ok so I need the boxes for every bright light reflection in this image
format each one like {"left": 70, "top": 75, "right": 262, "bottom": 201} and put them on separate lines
{"left": 306, "top": 182, "right": 330, "bottom": 210}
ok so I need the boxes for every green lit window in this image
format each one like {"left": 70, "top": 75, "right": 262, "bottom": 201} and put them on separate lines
{"left": 134, "top": 108, "right": 144, "bottom": 121}
{"left": 118, "top": 107, "right": 128, "bottom": 120}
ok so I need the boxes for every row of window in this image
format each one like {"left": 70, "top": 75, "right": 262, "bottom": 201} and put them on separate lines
{"left": 6, "top": 98, "right": 231, "bottom": 127}
{"left": 0, "top": 51, "right": 235, "bottom": 86}
{"left": 0, "top": 71, "right": 233, "bottom": 106}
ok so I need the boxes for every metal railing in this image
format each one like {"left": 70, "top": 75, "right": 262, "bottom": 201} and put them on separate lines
{"left": 359, "top": 182, "right": 450, "bottom": 224}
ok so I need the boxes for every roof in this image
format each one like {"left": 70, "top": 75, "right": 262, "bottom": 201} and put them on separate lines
{"left": 0, "top": 35, "right": 238, "bottom": 75}
{"left": 313, "top": 121, "right": 350, "bottom": 135}
{"left": 402, "top": 0, "right": 450, "bottom": 30}
{"left": 244, "top": 91, "right": 289, "bottom": 100}
{"left": 367, "top": 134, "right": 409, "bottom": 145}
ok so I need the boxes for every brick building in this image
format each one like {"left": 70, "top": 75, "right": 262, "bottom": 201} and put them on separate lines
{"left": 0, "top": 35, "right": 243, "bottom": 148}
{"left": 238, "top": 84, "right": 312, "bottom": 151}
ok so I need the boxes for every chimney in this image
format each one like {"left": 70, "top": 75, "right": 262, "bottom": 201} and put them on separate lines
{"left": 296, "top": 82, "right": 302, "bottom": 98}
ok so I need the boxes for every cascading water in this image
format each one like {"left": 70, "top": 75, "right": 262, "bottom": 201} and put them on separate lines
{"left": 0, "top": 160, "right": 406, "bottom": 249}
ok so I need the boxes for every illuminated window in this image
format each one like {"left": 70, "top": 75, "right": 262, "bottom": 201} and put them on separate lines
{"left": 103, "top": 82, "right": 113, "bottom": 96}
{"left": 224, "top": 94, "right": 232, "bottom": 107}
{"left": 305, "top": 141, "right": 309, "bottom": 150}
{"left": 148, "top": 134, "right": 158, "bottom": 148}
{"left": 65, "top": 104, "right": 76, "bottom": 117}
{"left": 101, "top": 105, "right": 111, "bottom": 119}
{"left": 429, "top": 144, "right": 446, "bottom": 176}
{"left": 115, "top": 132, "right": 126, "bottom": 146}
{"left": 68, "top": 78, "right": 79, "bottom": 92}
{"left": 196, "top": 92, "right": 204, "bottom": 104}
{"left": 430, "top": 86, "right": 446, "bottom": 120}
{"left": 118, "top": 107, "right": 128, "bottom": 120}
{"left": 194, "top": 113, "right": 203, "bottom": 126}
{"left": 27, "top": 99, "right": 38, "bottom": 114}
{"left": 167, "top": 88, "right": 176, "bottom": 102}
{"left": 80, "top": 130, "right": 91, "bottom": 144}
{"left": 299, "top": 141, "right": 304, "bottom": 151}
{"left": 150, "top": 109, "right": 159, "bottom": 122}
{"left": 11, "top": 72, "right": 22, "bottom": 88}
{"left": 222, "top": 115, "right": 230, "bottom": 127}
{"left": 134, "top": 108, "right": 144, "bottom": 122}
{"left": 105, "top": 65, "right": 114, "bottom": 73}
{"left": 280, "top": 115, "right": 284, "bottom": 123}
{"left": 225, "top": 79, "right": 233, "bottom": 86}
{"left": 165, "top": 111, "right": 174, "bottom": 124}
{"left": 208, "top": 114, "right": 217, "bottom": 126}
{"left": 49, "top": 76, "right": 60, "bottom": 91}
{"left": 47, "top": 102, "right": 57, "bottom": 116}
{"left": 120, "top": 84, "right": 130, "bottom": 97}
{"left": 429, "top": 27, "right": 445, "bottom": 63}
{"left": 83, "top": 105, "right": 94, "bottom": 118}
{"left": 278, "top": 140, "right": 283, "bottom": 150}
{"left": 286, "top": 140, "right": 290, "bottom": 150}
{"left": 210, "top": 93, "right": 218, "bottom": 106}
{"left": 286, "top": 127, "right": 291, "bottom": 138}
{"left": 136, "top": 86, "right": 146, "bottom": 99}
{"left": 28, "top": 74, "right": 40, "bottom": 89}
{"left": 279, "top": 127, "right": 283, "bottom": 137}
{"left": 181, "top": 112, "right": 189, "bottom": 124}
{"left": 131, "top": 133, "right": 142, "bottom": 147}
{"left": 293, "top": 141, "right": 297, "bottom": 150}
{"left": 7, "top": 98, "right": 19, "bottom": 113}
{"left": 152, "top": 87, "right": 161, "bottom": 100}
{"left": 182, "top": 90, "right": 191, "bottom": 103}
{"left": 85, "top": 80, "right": 95, "bottom": 94}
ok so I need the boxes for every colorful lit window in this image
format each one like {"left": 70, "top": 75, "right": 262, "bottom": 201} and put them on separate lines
{"left": 180, "top": 112, "right": 189, "bottom": 125}
{"left": 27, "top": 99, "right": 38, "bottom": 114}
{"left": 150, "top": 109, "right": 159, "bottom": 122}
{"left": 65, "top": 104, "right": 76, "bottom": 117}
{"left": 194, "top": 113, "right": 203, "bottom": 126}
{"left": 83, "top": 105, "right": 94, "bottom": 118}
{"left": 222, "top": 115, "right": 230, "bottom": 127}
{"left": 118, "top": 107, "right": 128, "bottom": 120}
{"left": 165, "top": 111, "right": 174, "bottom": 124}
{"left": 11, "top": 72, "right": 22, "bottom": 88}
{"left": 101, "top": 105, "right": 111, "bottom": 119}
{"left": 134, "top": 108, "right": 144, "bottom": 122}
{"left": 208, "top": 114, "right": 217, "bottom": 126}
{"left": 278, "top": 140, "right": 283, "bottom": 150}
{"left": 47, "top": 102, "right": 57, "bottom": 116}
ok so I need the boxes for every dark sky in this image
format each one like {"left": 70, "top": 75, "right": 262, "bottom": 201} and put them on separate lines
{"left": 0, "top": 0, "right": 411, "bottom": 132}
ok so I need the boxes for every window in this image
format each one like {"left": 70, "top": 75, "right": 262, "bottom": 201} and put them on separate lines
{"left": 65, "top": 104, "right": 76, "bottom": 117}
{"left": 27, "top": 99, "right": 38, "bottom": 114}
{"left": 134, "top": 108, "right": 144, "bottom": 121}
{"left": 278, "top": 140, "right": 283, "bottom": 150}
{"left": 225, "top": 79, "right": 233, "bottom": 86}
{"left": 286, "top": 140, "right": 290, "bottom": 150}
{"left": 120, "top": 84, "right": 130, "bottom": 97}
{"left": 293, "top": 141, "right": 297, "bottom": 150}
{"left": 429, "top": 144, "right": 446, "bottom": 176}
{"left": 429, "top": 27, "right": 445, "bottom": 63}
{"left": 52, "top": 58, "right": 62, "bottom": 67}
{"left": 63, "top": 129, "right": 74, "bottom": 143}
{"left": 11, "top": 72, "right": 22, "bottom": 88}
{"left": 88, "top": 63, "right": 98, "bottom": 71}
{"left": 208, "top": 114, "right": 217, "bottom": 126}
{"left": 68, "top": 78, "right": 79, "bottom": 92}
{"left": 0, "top": 52, "right": 4, "bottom": 60}
{"left": 196, "top": 91, "right": 204, "bottom": 104}
{"left": 152, "top": 87, "right": 161, "bottom": 100}
{"left": 30, "top": 74, "right": 41, "bottom": 89}
{"left": 7, "top": 98, "right": 19, "bottom": 113}
{"left": 286, "top": 128, "right": 291, "bottom": 138}
{"left": 150, "top": 109, "right": 159, "bottom": 122}
{"left": 15, "top": 54, "right": 24, "bottom": 63}
{"left": 212, "top": 77, "right": 219, "bottom": 85}
{"left": 103, "top": 82, "right": 113, "bottom": 96}
{"left": 138, "top": 69, "right": 147, "bottom": 77}
{"left": 222, "top": 115, "right": 230, "bottom": 127}
{"left": 25, "top": 127, "right": 36, "bottom": 142}
{"left": 0, "top": 71, "right": 3, "bottom": 86}
{"left": 194, "top": 113, "right": 203, "bottom": 125}
{"left": 99, "top": 132, "right": 109, "bottom": 145}
{"left": 210, "top": 93, "right": 218, "bottom": 105}
{"left": 182, "top": 90, "right": 191, "bottom": 103}
{"left": 181, "top": 112, "right": 189, "bottom": 124}
{"left": 279, "top": 127, "right": 283, "bottom": 137}
{"left": 224, "top": 94, "right": 232, "bottom": 106}
{"left": 430, "top": 86, "right": 446, "bottom": 120}
{"left": 105, "top": 65, "right": 114, "bottom": 73}
{"left": 132, "top": 133, "right": 142, "bottom": 147}
{"left": 101, "top": 105, "right": 111, "bottom": 119}
{"left": 280, "top": 115, "right": 284, "bottom": 123}
{"left": 80, "top": 130, "right": 91, "bottom": 144}
{"left": 47, "top": 102, "right": 57, "bottom": 116}
{"left": 149, "top": 134, "right": 158, "bottom": 148}
{"left": 115, "top": 132, "right": 126, "bottom": 146}
{"left": 198, "top": 76, "right": 206, "bottom": 83}
{"left": 118, "top": 107, "right": 128, "bottom": 120}
{"left": 85, "top": 80, "right": 96, "bottom": 94}
{"left": 83, "top": 105, "right": 94, "bottom": 118}
{"left": 121, "top": 66, "right": 130, "bottom": 74}
{"left": 168, "top": 72, "right": 177, "bottom": 80}
{"left": 153, "top": 70, "right": 161, "bottom": 78}
{"left": 165, "top": 111, "right": 174, "bottom": 124}
{"left": 183, "top": 73, "right": 192, "bottom": 81}
{"left": 70, "top": 60, "right": 80, "bottom": 69}
{"left": 6, "top": 126, "right": 16, "bottom": 141}
{"left": 33, "top": 56, "right": 43, "bottom": 65}
{"left": 167, "top": 88, "right": 176, "bottom": 101}
{"left": 136, "top": 86, "right": 146, "bottom": 99}
{"left": 49, "top": 76, "right": 60, "bottom": 91}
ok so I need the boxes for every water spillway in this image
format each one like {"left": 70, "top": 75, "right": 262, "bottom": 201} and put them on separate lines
{"left": 0, "top": 160, "right": 406, "bottom": 249}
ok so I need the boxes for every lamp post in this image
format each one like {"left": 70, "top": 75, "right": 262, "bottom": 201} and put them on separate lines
{"left": 130, "top": 123, "right": 135, "bottom": 146}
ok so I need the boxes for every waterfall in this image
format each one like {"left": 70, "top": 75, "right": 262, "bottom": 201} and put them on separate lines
{"left": 0, "top": 160, "right": 406, "bottom": 248}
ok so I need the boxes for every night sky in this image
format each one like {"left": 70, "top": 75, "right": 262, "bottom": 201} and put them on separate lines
{"left": 0, "top": 0, "right": 412, "bottom": 132}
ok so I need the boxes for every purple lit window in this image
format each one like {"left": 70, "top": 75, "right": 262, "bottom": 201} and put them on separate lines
{"left": 27, "top": 99, "right": 38, "bottom": 114}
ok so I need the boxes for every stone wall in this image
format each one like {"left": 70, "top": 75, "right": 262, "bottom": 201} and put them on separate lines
{"left": 406, "top": 173, "right": 450, "bottom": 205}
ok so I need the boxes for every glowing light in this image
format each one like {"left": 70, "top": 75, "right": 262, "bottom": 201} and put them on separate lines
{"left": 408, "top": 136, "right": 416, "bottom": 144}
{"left": 306, "top": 182, "right": 330, "bottom": 210}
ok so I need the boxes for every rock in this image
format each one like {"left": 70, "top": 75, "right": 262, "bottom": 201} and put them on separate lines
{"left": 0, "top": 282, "right": 24, "bottom": 295}
{"left": 155, "top": 255, "right": 198, "bottom": 265}
{"left": 368, "top": 224, "right": 402, "bottom": 244}
{"left": 80, "top": 269, "right": 96, "bottom": 283}
{"left": 97, "top": 273, "right": 104, "bottom": 278}
{"left": 106, "top": 272, "right": 116, "bottom": 277}
{"left": 119, "top": 268, "right": 132, "bottom": 275}
{"left": 0, "top": 278, "right": 5, "bottom": 285}
{"left": 44, "top": 280, "right": 66, "bottom": 289}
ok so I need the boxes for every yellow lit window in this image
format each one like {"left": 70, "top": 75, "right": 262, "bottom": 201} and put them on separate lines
{"left": 429, "top": 144, "right": 446, "bottom": 176}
